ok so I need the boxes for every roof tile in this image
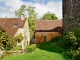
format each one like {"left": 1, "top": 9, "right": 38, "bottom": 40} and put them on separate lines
{"left": 0, "top": 18, "right": 26, "bottom": 37}
{"left": 35, "top": 20, "right": 62, "bottom": 32}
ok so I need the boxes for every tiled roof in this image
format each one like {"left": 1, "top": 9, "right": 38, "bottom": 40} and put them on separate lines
{"left": 35, "top": 20, "right": 62, "bottom": 32}
{"left": 0, "top": 18, "right": 26, "bottom": 37}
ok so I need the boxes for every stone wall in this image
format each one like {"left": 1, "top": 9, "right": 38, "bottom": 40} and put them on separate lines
{"left": 14, "top": 19, "right": 30, "bottom": 52}
{"left": 14, "top": 19, "right": 30, "bottom": 45}
{"left": 23, "top": 19, "right": 30, "bottom": 45}
{"left": 35, "top": 32, "right": 61, "bottom": 44}
{"left": 62, "top": 0, "right": 80, "bottom": 31}
{"left": 14, "top": 28, "right": 24, "bottom": 37}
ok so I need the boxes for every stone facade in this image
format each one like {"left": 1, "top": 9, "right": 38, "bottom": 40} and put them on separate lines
{"left": 62, "top": 0, "right": 80, "bottom": 31}
{"left": 14, "top": 19, "right": 30, "bottom": 51}
{"left": 14, "top": 19, "right": 30, "bottom": 45}
{"left": 0, "top": 17, "right": 30, "bottom": 53}
{"left": 35, "top": 32, "right": 61, "bottom": 44}
{"left": 35, "top": 20, "right": 62, "bottom": 44}
{"left": 14, "top": 28, "right": 24, "bottom": 37}
{"left": 23, "top": 19, "right": 30, "bottom": 45}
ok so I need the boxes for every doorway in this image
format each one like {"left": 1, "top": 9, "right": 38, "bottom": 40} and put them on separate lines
{"left": 44, "top": 36, "right": 46, "bottom": 42}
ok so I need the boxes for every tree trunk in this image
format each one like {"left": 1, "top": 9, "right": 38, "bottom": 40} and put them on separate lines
{"left": 62, "top": 0, "right": 80, "bottom": 31}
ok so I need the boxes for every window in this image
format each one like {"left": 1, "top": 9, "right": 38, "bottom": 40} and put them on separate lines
{"left": 14, "top": 23, "right": 18, "bottom": 27}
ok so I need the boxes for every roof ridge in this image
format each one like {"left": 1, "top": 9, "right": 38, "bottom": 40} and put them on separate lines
{"left": 36, "top": 20, "right": 62, "bottom": 21}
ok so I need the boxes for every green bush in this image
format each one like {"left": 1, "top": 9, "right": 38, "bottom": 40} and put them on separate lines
{"left": 51, "top": 36, "right": 61, "bottom": 42}
{"left": 26, "top": 44, "right": 36, "bottom": 53}
{"left": 0, "top": 30, "right": 8, "bottom": 50}
{"left": 13, "top": 33, "right": 23, "bottom": 42}
{"left": 11, "top": 46, "right": 22, "bottom": 51}
{"left": 6, "top": 38, "right": 17, "bottom": 50}
{"left": 6, "top": 33, "right": 23, "bottom": 50}
{"left": 4, "top": 50, "right": 10, "bottom": 56}
{"left": 58, "top": 32, "right": 76, "bottom": 49}
{"left": 57, "top": 28, "right": 80, "bottom": 60}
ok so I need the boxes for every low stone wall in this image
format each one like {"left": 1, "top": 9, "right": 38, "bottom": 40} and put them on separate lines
{"left": 9, "top": 50, "right": 23, "bottom": 55}
{"left": 0, "top": 50, "right": 4, "bottom": 58}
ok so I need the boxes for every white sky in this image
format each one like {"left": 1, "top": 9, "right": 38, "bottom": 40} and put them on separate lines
{"left": 0, "top": 0, "right": 62, "bottom": 19}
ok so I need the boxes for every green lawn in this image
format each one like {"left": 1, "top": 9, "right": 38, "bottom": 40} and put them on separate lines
{"left": 2, "top": 42, "right": 72, "bottom": 60}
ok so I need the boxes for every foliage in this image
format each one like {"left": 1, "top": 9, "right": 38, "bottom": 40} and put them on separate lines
{"left": 57, "top": 32, "right": 76, "bottom": 49}
{"left": 26, "top": 44, "right": 36, "bottom": 53}
{"left": 26, "top": 6, "right": 37, "bottom": 39}
{"left": 6, "top": 38, "right": 17, "bottom": 50}
{"left": 0, "top": 30, "right": 8, "bottom": 41}
{"left": 2, "top": 42, "right": 71, "bottom": 60}
{"left": 5, "top": 33, "right": 23, "bottom": 50}
{"left": 4, "top": 50, "right": 10, "bottom": 56}
{"left": 55, "top": 28, "right": 80, "bottom": 60}
{"left": 51, "top": 36, "right": 61, "bottom": 42}
{"left": 13, "top": 33, "right": 23, "bottom": 42}
{"left": 0, "top": 30, "right": 8, "bottom": 50}
{"left": 70, "top": 28, "right": 80, "bottom": 60}
{"left": 42, "top": 12, "right": 58, "bottom": 20}
{"left": 11, "top": 46, "right": 22, "bottom": 51}
{"left": 15, "top": 5, "right": 26, "bottom": 17}
{"left": 15, "top": 5, "right": 37, "bottom": 39}
{"left": 71, "top": 28, "right": 80, "bottom": 40}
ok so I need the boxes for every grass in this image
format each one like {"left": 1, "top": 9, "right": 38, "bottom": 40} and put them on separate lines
{"left": 2, "top": 42, "right": 72, "bottom": 60}
{"left": 27, "top": 44, "right": 36, "bottom": 53}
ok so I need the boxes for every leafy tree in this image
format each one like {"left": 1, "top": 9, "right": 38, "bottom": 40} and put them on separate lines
{"left": 26, "top": 6, "right": 37, "bottom": 39}
{"left": 43, "top": 12, "right": 58, "bottom": 20}
{"left": 15, "top": 5, "right": 26, "bottom": 17}
{"left": 15, "top": 5, "right": 37, "bottom": 39}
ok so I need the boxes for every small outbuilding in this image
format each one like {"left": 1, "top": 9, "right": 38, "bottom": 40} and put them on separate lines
{"left": 35, "top": 20, "right": 62, "bottom": 44}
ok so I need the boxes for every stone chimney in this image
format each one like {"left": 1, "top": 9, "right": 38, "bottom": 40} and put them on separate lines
{"left": 21, "top": 14, "right": 24, "bottom": 20}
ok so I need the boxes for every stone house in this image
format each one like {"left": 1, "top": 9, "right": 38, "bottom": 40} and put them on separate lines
{"left": 0, "top": 14, "right": 30, "bottom": 51}
{"left": 35, "top": 20, "right": 62, "bottom": 44}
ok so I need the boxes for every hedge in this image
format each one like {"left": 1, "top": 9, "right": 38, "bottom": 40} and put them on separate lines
{"left": 26, "top": 44, "right": 36, "bottom": 53}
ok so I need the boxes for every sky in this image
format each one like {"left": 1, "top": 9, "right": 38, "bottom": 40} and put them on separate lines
{"left": 0, "top": 0, "right": 62, "bottom": 19}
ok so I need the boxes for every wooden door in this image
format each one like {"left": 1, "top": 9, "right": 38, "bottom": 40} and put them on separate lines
{"left": 44, "top": 36, "right": 46, "bottom": 42}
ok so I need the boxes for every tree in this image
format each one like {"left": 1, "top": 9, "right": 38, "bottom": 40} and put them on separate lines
{"left": 15, "top": 5, "right": 37, "bottom": 39}
{"left": 15, "top": 5, "right": 26, "bottom": 17}
{"left": 26, "top": 6, "right": 37, "bottom": 39}
{"left": 62, "top": 0, "right": 80, "bottom": 31}
{"left": 42, "top": 12, "right": 58, "bottom": 20}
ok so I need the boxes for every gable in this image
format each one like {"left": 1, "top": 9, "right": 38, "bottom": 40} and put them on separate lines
{"left": 0, "top": 18, "right": 26, "bottom": 38}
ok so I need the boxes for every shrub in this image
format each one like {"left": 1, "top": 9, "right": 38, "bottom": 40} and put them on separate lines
{"left": 57, "top": 28, "right": 80, "bottom": 60}
{"left": 13, "top": 33, "right": 23, "bottom": 42}
{"left": 51, "top": 36, "right": 61, "bottom": 42}
{"left": 11, "top": 46, "right": 22, "bottom": 51}
{"left": 26, "top": 44, "right": 36, "bottom": 53}
{"left": 5, "top": 33, "right": 23, "bottom": 50}
{"left": 4, "top": 50, "right": 10, "bottom": 56}
{"left": 58, "top": 32, "right": 76, "bottom": 49}
{"left": 0, "top": 30, "right": 8, "bottom": 50}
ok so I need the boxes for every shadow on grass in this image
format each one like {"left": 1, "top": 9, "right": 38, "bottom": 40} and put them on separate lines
{"left": 38, "top": 42, "right": 63, "bottom": 53}
{"left": 38, "top": 42, "right": 72, "bottom": 60}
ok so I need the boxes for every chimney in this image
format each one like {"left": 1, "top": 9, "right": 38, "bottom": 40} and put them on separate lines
{"left": 21, "top": 14, "right": 24, "bottom": 20}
